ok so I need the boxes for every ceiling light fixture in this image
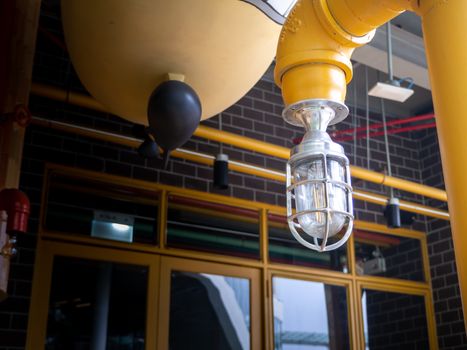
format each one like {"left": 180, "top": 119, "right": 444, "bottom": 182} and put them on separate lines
{"left": 284, "top": 100, "right": 354, "bottom": 252}
{"left": 213, "top": 114, "right": 229, "bottom": 189}
{"left": 368, "top": 80, "right": 414, "bottom": 102}
{"left": 368, "top": 22, "right": 414, "bottom": 103}
{"left": 379, "top": 96, "right": 402, "bottom": 229}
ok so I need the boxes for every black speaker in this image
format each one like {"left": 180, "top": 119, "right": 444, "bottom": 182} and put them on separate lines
{"left": 213, "top": 154, "right": 229, "bottom": 189}
{"left": 384, "top": 197, "right": 401, "bottom": 228}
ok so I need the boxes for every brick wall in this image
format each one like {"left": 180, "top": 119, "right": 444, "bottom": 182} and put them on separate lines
{"left": 355, "top": 236, "right": 425, "bottom": 282}
{"left": 366, "top": 290, "right": 429, "bottom": 349}
{"left": 0, "top": 2, "right": 465, "bottom": 349}
{"left": 0, "top": 81, "right": 432, "bottom": 350}
{"left": 419, "top": 128, "right": 467, "bottom": 349}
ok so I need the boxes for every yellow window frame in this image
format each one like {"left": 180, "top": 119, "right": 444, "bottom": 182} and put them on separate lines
{"left": 25, "top": 163, "right": 438, "bottom": 349}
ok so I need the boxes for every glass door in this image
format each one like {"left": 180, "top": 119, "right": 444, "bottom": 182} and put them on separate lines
{"left": 26, "top": 241, "right": 159, "bottom": 349}
{"left": 157, "top": 257, "right": 262, "bottom": 350}
{"left": 270, "top": 274, "right": 352, "bottom": 350}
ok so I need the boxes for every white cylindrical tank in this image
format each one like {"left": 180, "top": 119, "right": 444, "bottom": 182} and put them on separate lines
{"left": 61, "top": 0, "right": 282, "bottom": 123}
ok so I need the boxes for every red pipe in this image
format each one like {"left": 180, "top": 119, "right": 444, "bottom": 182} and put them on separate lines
{"left": 336, "top": 122, "right": 437, "bottom": 142}
{"left": 331, "top": 113, "right": 434, "bottom": 137}
{"left": 353, "top": 230, "right": 400, "bottom": 245}
{"left": 170, "top": 195, "right": 259, "bottom": 219}
{"left": 293, "top": 113, "right": 435, "bottom": 144}
{"left": 38, "top": 26, "right": 68, "bottom": 52}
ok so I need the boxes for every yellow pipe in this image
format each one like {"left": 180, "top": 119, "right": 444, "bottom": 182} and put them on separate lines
{"left": 275, "top": 0, "right": 358, "bottom": 104}
{"left": 277, "top": 0, "right": 467, "bottom": 329}
{"left": 417, "top": 0, "right": 467, "bottom": 328}
{"left": 274, "top": 0, "right": 411, "bottom": 107}
{"left": 326, "top": 0, "right": 413, "bottom": 37}
{"left": 31, "top": 82, "right": 107, "bottom": 113}
{"left": 197, "top": 125, "right": 447, "bottom": 201}
{"left": 31, "top": 117, "right": 449, "bottom": 221}
{"left": 30, "top": 82, "right": 448, "bottom": 202}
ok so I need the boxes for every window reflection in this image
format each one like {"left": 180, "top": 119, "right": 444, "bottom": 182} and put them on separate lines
{"left": 273, "top": 277, "right": 350, "bottom": 350}
{"left": 268, "top": 213, "right": 348, "bottom": 272}
{"left": 169, "top": 271, "right": 251, "bottom": 350}
{"left": 45, "top": 173, "right": 159, "bottom": 245}
{"left": 362, "top": 289, "right": 429, "bottom": 349}
{"left": 167, "top": 196, "right": 260, "bottom": 259}
{"left": 355, "top": 231, "right": 425, "bottom": 281}
{"left": 46, "top": 256, "right": 148, "bottom": 349}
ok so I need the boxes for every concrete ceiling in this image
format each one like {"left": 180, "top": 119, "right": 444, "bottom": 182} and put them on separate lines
{"left": 264, "top": 11, "right": 433, "bottom": 119}
{"left": 350, "top": 12, "right": 433, "bottom": 118}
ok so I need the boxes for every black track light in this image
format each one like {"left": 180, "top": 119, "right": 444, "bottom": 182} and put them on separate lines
{"left": 384, "top": 197, "right": 401, "bottom": 228}
{"left": 213, "top": 154, "right": 229, "bottom": 189}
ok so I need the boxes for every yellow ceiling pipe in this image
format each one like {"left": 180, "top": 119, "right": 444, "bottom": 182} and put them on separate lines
{"left": 276, "top": 0, "right": 467, "bottom": 329}
{"left": 418, "top": 0, "right": 467, "bottom": 329}
{"left": 30, "top": 82, "right": 447, "bottom": 202}
{"left": 31, "top": 116, "right": 449, "bottom": 221}
{"left": 326, "top": 0, "right": 415, "bottom": 37}
{"left": 275, "top": 0, "right": 413, "bottom": 107}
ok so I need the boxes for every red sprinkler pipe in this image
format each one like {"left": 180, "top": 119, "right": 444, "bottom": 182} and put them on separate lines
{"left": 336, "top": 122, "right": 437, "bottom": 142}
{"left": 330, "top": 113, "right": 434, "bottom": 137}
{"left": 292, "top": 113, "right": 435, "bottom": 144}
{"left": 38, "top": 26, "right": 68, "bottom": 52}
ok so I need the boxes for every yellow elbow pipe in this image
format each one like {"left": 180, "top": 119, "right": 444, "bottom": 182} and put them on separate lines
{"left": 275, "top": 0, "right": 361, "bottom": 105}
{"left": 275, "top": 0, "right": 411, "bottom": 108}
{"left": 326, "top": 0, "right": 412, "bottom": 37}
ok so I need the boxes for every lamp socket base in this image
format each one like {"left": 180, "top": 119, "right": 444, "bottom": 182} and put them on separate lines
{"left": 282, "top": 99, "right": 349, "bottom": 128}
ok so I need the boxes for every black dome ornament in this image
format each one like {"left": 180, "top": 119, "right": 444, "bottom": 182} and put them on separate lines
{"left": 147, "top": 78, "right": 202, "bottom": 168}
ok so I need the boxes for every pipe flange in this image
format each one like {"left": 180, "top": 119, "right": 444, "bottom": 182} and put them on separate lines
{"left": 283, "top": 99, "right": 349, "bottom": 127}
{"left": 313, "top": 0, "right": 376, "bottom": 47}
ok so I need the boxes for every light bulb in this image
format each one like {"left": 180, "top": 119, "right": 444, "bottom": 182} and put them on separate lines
{"left": 293, "top": 157, "right": 347, "bottom": 238}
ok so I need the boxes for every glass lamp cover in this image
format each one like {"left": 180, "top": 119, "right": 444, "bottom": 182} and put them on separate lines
{"left": 293, "top": 157, "right": 347, "bottom": 239}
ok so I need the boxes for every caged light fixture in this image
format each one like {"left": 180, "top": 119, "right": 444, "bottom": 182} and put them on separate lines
{"left": 284, "top": 100, "right": 354, "bottom": 252}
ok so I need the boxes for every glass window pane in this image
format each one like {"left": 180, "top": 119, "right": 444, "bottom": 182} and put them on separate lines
{"left": 268, "top": 213, "right": 349, "bottom": 272}
{"left": 46, "top": 256, "right": 148, "bottom": 349}
{"left": 354, "top": 230, "right": 425, "bottom": 281}
{"left": 362, "top": 289, "right": 429, "bottom": 349}
{"left": 169, "top": 271, "right": 250, "bottom": 350}
{"left": 272, "top": 277, "right": 350, "bottom": 350}
{"left": 167, "top": 195, "right": 260, "bottom": 259}
{"left": 45, "top": 173, "right": 159, "bottom": 245}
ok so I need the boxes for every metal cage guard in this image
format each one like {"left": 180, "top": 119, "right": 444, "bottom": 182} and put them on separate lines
{"left": 286, "top": 152, "right": 354, "bottom": 252}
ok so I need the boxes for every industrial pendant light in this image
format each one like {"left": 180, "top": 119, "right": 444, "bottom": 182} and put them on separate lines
{"left": 379, "top": 97, "right": 401, "bottom": 228}
{"left": 213, "top": 154, "right": 229, "bottom": 189}
{"left": 213, "top": 114, "right": 229, "bottom": 189}
{"left": 284, "top": 100, "right": 354, "bottom": 252}
{"left": 385, "top": 197, "right": 401, "bottom": 228}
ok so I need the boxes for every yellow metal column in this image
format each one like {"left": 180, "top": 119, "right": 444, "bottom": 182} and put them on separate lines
{"left": 419, "top": 0, "right": 467, "bottom": 329}
{"left": 0, "top": 0, "right": 40, "bottom": 300}
{"left": 0, "top": 0, "right": 40, "bottom": 188}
